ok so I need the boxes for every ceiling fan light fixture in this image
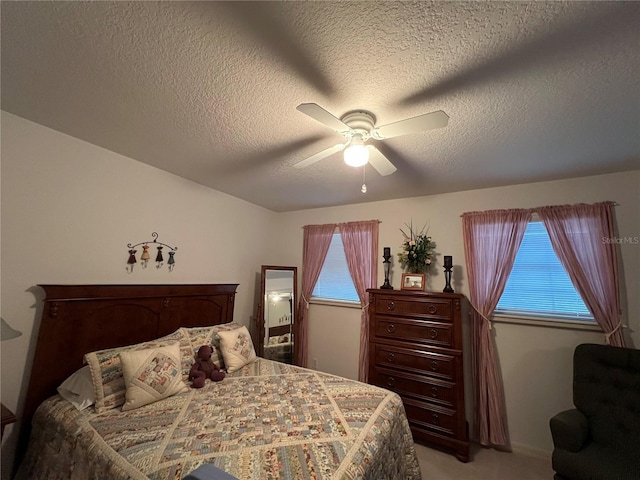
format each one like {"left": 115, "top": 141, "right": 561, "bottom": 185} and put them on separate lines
{"left": 343, "top": 137, "right": 369, "bottom": 167}
{"left": 295, "top": 103, "right": 446, "bottom": 175}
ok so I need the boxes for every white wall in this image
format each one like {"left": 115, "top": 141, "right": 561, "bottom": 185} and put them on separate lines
{"left": 274, "top": 170, "right": 640, "bottom": 455}
{"left": 2, "top": 110, "right": 639, "bottom": 465}
{"left": 0, "top": 112, "right": 277, "bottom": 475}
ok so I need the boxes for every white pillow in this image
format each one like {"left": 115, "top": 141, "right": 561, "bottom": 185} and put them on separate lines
{"left": 119, "top": 342, "right": 189, "bottom": 411}
{"left": 57, "top": 365, "right": 95, "bottom": 411}
{"left": 218, "top": 325, "right": 257, "bottom": 373}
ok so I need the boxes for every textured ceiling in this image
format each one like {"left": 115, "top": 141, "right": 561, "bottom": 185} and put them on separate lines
{"left": 2, "top": 1, "right": 639, "bottom": 212}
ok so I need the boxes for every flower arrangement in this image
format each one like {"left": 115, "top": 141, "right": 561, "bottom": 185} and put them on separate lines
{"left": 397, "top": 221, "right": 435, "bottom": 274}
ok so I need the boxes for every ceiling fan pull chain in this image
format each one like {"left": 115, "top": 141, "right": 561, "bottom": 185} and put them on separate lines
{"left": 361, "top": 166, "right": 367, "bottom": 194}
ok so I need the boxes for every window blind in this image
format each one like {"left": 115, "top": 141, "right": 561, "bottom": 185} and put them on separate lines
{"left": 496, "top": 221, "right": 593, "bottom": 320}
{"left": 312, "top": 233, "right": 359, "bottom": 303}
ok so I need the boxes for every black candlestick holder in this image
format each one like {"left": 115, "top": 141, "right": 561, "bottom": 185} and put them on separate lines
{"left": 443, "top": 255, "right": 454, "bottom": 293}
{"left": 381, "top": 248, "right": 393, "bottom": 289}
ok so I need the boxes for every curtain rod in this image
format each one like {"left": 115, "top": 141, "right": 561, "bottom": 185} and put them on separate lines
{"left": 529, "top": 201, "right": 620, "bottom": 210}
{"left": 460, "top": 201, "right": 619, "bottom": 217}
{"left": 301, "top": 220, "right": 381, "bottom": 228}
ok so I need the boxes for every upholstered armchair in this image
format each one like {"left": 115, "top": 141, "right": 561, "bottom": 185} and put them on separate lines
{"left": 550, "top": 343, "right": 640, "bottom": 480}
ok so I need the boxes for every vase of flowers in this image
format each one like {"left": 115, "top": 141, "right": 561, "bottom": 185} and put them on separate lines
{"left": 397, "top": 221, "right": 435, "bottom": 274}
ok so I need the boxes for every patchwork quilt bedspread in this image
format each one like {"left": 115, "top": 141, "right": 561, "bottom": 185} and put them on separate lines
{"left": 17, "top": 359, "right": 422, "bottom": 479}
{"left": 263, "top": 342, "right": 292, "bottom": 362}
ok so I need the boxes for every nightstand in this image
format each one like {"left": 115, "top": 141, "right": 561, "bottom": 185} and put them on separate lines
{"left": 1, "top": 402, "right": 17, "bottom": 437}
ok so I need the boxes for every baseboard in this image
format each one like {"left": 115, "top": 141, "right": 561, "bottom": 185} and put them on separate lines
{"left": 465, "top": 437, "right": 552, "bottom": 460}
{"left": 510, "top": 442, "right": 551, "bottom": 459}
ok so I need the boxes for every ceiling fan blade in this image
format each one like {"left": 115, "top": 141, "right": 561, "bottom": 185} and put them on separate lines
{"left": 367, "top": 146, "right": 397, "bottom": 176}
{"left": 372, "top": 110, "right": 449, "bottom": 139}
{"left": 293, "top": 143, "right": 347, "bottom": 169}
{"left": 297, "top": 103, "right": 352, "bottom": 134}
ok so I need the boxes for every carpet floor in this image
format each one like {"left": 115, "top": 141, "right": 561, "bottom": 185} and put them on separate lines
{"left": 415, "top": 442, "right": 553, "bottom": 480}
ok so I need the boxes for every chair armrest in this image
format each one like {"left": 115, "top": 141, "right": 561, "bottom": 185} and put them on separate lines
{"left": 550, "top": 409, "right": 589, "bottom": 452}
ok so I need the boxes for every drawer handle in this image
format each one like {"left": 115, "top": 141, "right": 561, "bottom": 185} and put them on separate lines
{"left": 387, "top": 376, "right": 395, "bottom": 387}
{"left": 386, "top": 324, "right": 395, "bottom": 333}
{"left": 428, "top": 328, "right": 438, "bottom": 339}
{"left": 428, "top": 304, "right": 437, "bottom": 314}
{"left": 387, "top": 352, "right": 395, "bottom": 362}
{"left": 432, "top": 413, "right": 440, "bottom": 425}
{"left": 386, "top": 301, "right": 395, "bottom": 311}
{"left": 430, "top": 360, "right": 439, "bottom": 371}
{"left": 430, "top": 386, "right": 439, "bottom": 398}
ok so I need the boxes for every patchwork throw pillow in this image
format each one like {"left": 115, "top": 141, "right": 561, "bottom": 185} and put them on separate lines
{"left": 120, "top": 342, "right": 189, "bottom": 411}
{"left": 181, "top": 322, "right": 243, "bottom": 370}
{"left": 218, "top": 325, "right": 257, "bottom": 373}
{"left": 84, "top": 328, "right": 191, "bottom": 413}
{"left": 181, "top": 326, "right": 224, "bottom": 368}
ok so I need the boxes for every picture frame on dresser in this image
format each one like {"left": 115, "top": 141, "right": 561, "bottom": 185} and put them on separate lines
{"left": 401, "top": 273, "right": 425, "bottom": 291}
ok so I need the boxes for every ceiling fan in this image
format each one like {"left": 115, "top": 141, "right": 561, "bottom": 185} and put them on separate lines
{"left": 294, "top": 103, "right": 449, "bottom": 176}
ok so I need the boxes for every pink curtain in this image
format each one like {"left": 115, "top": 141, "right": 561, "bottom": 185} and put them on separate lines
{"left": 339, "top": 220, "right": 379, "bottom": 382}
{"left": 462, "top": 208, "right": 532, "bottom": 448}
{"left": 538, "top": 202, "right": 625, "bottom": 347}
{"left": 295, "top": 223, "right": 336, "bottom": 367}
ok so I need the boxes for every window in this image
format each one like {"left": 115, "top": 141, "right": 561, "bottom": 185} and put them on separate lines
{"left": 495, "top": 221, "right": 594, "bottom": 322}
{"left": 311, "top": 233, "right": 359, "bottom": 303}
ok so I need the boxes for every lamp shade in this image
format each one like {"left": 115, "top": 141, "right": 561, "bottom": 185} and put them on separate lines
{"left": 343, "top": 137, "right": 369, "bottom": 167}
{"left": 1, "top": 318, "right": 22, "bottom": 341}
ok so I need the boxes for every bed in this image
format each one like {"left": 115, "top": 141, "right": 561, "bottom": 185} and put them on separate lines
{"left": 16, "top": 284, "right": 421, "bottom": 480}
{"left": 263, "top": 337, "right": 293, "bottom": 363}
{"left": 263, "top": 325, "right": 293, "bottom": 363}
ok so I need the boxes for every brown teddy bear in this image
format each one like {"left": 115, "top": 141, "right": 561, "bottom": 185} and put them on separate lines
{"left": 189, "top": 345, "right": 225, "bottom": 388}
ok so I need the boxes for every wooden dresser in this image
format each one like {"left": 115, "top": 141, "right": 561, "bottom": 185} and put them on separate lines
{"left": 367, "top": 289, "right": 469, "bottom": 462}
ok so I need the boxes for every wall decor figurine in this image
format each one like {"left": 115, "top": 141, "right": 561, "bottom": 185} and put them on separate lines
{"left": 155, "top": 246, "right": 164, "bottom": 268}
{"left": 126, "top": 249, "right": 138, "bottom": 273}
{"left": 126, "top": 232, "right": 177, "bottom": 273}
{"left": 140, "top": 244, "right": 150, "bottom": 268}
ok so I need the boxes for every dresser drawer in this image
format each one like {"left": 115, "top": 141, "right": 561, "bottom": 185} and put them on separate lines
{"left": 373, "top": 343, "right": 457, "bottom": 381}
{"left": 369, "top": 366, "right": 456, "bottom": 408}
{"left": 402, "top": 396, "right": 458, "bottom": 438}
{"left": 375, "top": 296, "right": 452, "bottom": 320}
{"left": 374, "top": 316, "right": 453, "bottom": 348}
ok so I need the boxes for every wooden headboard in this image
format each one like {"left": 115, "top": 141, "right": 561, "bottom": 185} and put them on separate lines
{"left": 19, "top": 283, "right": 238, "bottom": 459}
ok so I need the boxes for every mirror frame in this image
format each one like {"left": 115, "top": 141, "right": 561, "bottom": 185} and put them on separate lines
{"left": 256, "top": 265, "right": 298, "bottom": 364}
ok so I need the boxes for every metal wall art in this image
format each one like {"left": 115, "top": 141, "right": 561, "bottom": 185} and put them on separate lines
{"left": 126, "top": 232, "right": 177, "bottom": 273}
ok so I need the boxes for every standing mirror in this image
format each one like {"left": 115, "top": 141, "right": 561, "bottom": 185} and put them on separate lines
{"left": 256, "top": 265, "right": 297, "bottom": 365}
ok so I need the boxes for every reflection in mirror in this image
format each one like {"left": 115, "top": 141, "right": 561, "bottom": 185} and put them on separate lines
{"left": 257, "top": 265, "right": 297, "bottom": 365}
